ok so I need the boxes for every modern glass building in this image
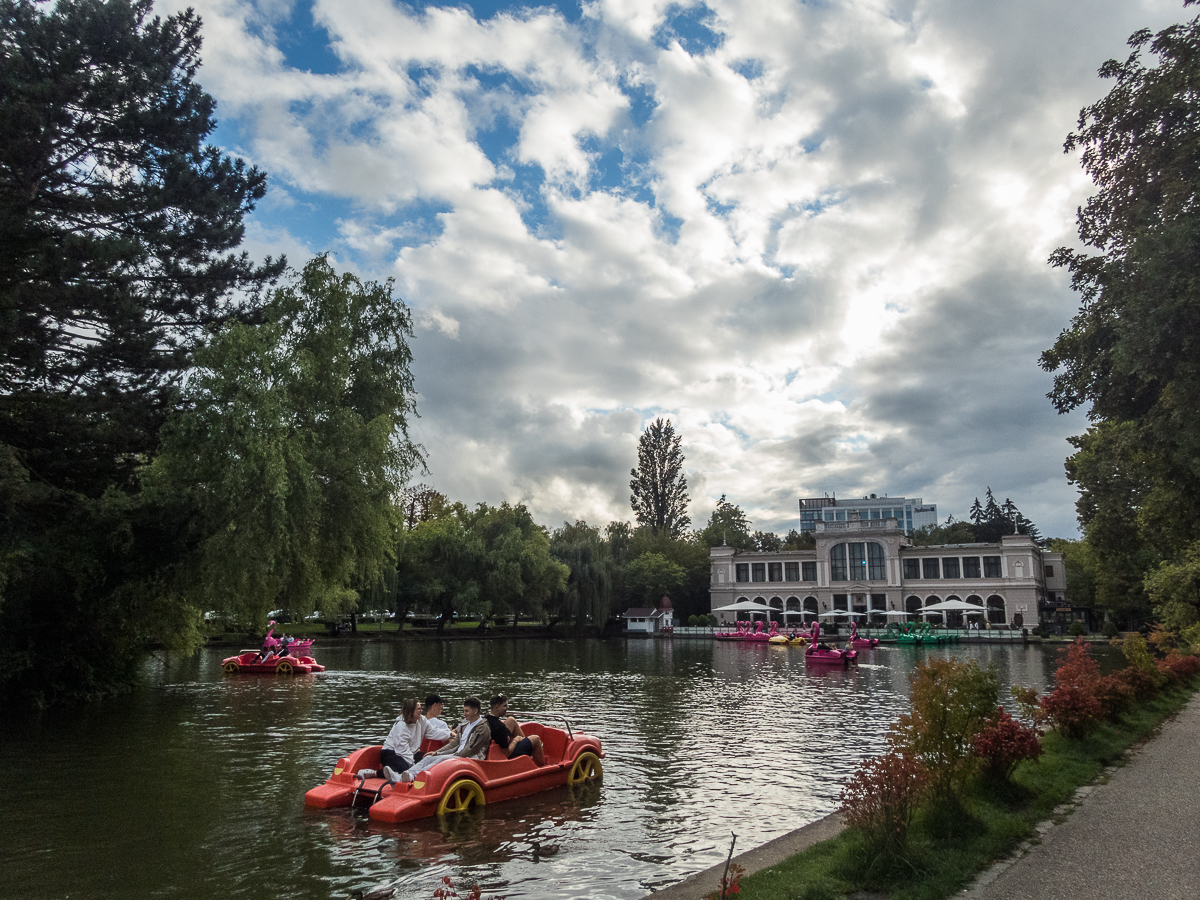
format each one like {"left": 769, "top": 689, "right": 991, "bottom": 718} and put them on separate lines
{"left": 799, "top": 493, "right": 937, "bottom": 535}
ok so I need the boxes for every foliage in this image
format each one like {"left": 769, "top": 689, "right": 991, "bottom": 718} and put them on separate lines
{"left": 697, "top": 495, "right": 754, "bottom": 550}
{"left": 0, "top": 0, "right": 281, "bottom": 705}
{"left": 783, "top": 528, "right": 816, "bottom": 550}
{"left": 839, "top": 752, "right": 929, "bottom": 853}
{"left": 705, "top": 863, "right": 745, "bottom": 900}
{"left": 0, "top": 0, "right": 284, "bottom": 497}
{"left": 971, "top": 707, "right": 1043, "bottom": 781}
{"left": 1121, "top": 632, "right": 1168, "bottom": 693}
{"left": 1041, "top": 4, "right": 1200, "bottom": 625}
{"left": 629, "top": 418, "right": 690, "bottom": 538}
{"left": 1068, "top": 620, "right": 1088, "bottom": 637}
{"left": 462, "top": 502, "right": 568, "bottom": 627}
{"left": 624, "top": 552, "right": 686, "bottom": 606}
{"left": 1009, "top": 685, "right": 1047, "bottom": 727}
{"left": 1102, "top": 619, "right": 1120, "bottom": 638}
{"left": 150, "top": 257, "right": 422, "bottom": 621}
{"left": 400, "top": 484, "right": 446, "bottom": 531}
{"left": 550, "top": 520, "right": 617, "bottom": 626}
{"left": 888, "top": 657, "right": 1000, "bottom": 799}
{"left": 1144, "top": 540, "right": 1200, "bottom": 628}
{"left": 1046, "top": 538, "right": 1099, "bottom": 609}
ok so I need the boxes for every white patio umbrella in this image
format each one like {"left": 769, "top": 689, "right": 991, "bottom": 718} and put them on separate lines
{"left": 817, "top": 609, "right": 866, "bottom": 617}
{"left": 921, "top": 599, "right": 987, "bottom": 614}
{"left": 882, "top": 609, "right": 914, "bottom": 618}
{"left": 711, "top": 600, "right": 774, "bottom": 613}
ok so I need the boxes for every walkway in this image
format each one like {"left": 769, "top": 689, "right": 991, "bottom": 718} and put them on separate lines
{"left": 965, "top": 690, "right": 1200, "bottom": 900}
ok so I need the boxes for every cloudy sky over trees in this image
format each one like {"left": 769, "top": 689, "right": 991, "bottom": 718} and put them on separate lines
{"left": 159, "top": 0, "right": 1185, "bottom": 538}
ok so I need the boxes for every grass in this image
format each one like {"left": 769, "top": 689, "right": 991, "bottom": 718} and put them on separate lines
{"left": 735, "top": 677, "right": 1199, "bottom": 900}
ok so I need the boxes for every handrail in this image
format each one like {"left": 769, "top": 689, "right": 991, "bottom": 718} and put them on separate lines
{"left": 506, "top": 711, "right": 574, "bottom": 740}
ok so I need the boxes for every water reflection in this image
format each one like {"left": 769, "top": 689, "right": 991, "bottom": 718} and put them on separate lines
{"left": 0, "top": 638, "right": 1071, "bottom": 900}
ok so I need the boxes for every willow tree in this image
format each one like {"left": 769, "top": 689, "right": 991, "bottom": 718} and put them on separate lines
{"left": 629, "top": 418, "right": 690, "bottom": 538}
{"left": 151, "top": 257, "right": 424, "bottom": 622}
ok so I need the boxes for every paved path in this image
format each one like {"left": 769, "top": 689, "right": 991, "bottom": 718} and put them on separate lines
{"left": 965, "top": 691, "right": 1200, "bottom": 900}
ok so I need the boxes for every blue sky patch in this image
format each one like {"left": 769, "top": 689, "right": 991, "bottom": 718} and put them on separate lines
{"left": 269, "top": 0, "right": 343, "bottom": 75}
{"left": 653, "top": 3, "right": 725, "bottom": 55}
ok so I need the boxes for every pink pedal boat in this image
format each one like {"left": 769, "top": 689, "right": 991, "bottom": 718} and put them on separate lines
{"left": 804, "top": 621, "right": 857, "bottom": 667}
{"left": 849, "top": 621, "right": 880, "bottom": 649}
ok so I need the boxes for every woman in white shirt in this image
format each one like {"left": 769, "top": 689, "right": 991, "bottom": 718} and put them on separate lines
{"left": 380, "top": 698, "right": 427, "bottom": 782}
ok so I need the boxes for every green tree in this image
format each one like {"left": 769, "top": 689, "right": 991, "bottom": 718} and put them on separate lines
{"left": 1040, "top": 6, "right": 1200, "bottom": 624}
{"left": 753, "top": 531, "right": 783, "bottom": 552}
{"left": 0, "top": 0, "right": 282, "bottom": 706}
{"left": 697, "top": 494, "right": 754, "bottom": 550}
{"left": 0, "top": 0, "right": 283, "bottom": 497}
{"left": 782, "top": 529, "right": 816, "bottom": 550}
{"left": 550, "top": 520, "right": 617, "bottom": 627}
{"left": 151, "top": 256, "right": 423, "bottom": 622}
{"left": 629, "top": 418, "right": 690, "bottom": 537}
{"left": 625, "top": 552, "right": 686, "bottom": 606}
{"left": 1046, "top": 538, "right": 1100, "bottom": 609}
{"left": 464, "top": 502, "right": 568, "bottom": 629}
{"left": 402, "top": 507, "right": 482, "bottom": 629}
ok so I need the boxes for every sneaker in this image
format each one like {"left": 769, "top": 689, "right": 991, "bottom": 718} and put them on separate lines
{"left": 382, "top": 766, "right": 402, "bottom": 783}
{"left": 399, "top": 769, "right": 414, "bottom": 783}
{"left": 355, "top": 768, "right": 377, "bottom": 779}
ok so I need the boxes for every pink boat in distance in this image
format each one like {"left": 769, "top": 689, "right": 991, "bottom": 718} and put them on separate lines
{"left": 849, "top": 621, "right": 880, "bottom": 649}
{"left": 744, "top": 621, "right": 780, "bottom": 643}
{"left": 805, "top": 621, "right": 857, "bottom": 666}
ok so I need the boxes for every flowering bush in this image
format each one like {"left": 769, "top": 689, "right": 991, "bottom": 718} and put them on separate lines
{"left": 839, "top": 752, "right": 929, "bottom": 852}
{"left": 971, "top": 707, "right": 1043, "bottom": 780}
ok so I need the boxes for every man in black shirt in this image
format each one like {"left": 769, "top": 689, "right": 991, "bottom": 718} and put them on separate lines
{"left": 485, "top": 694, "right": 545, "bottom": 765}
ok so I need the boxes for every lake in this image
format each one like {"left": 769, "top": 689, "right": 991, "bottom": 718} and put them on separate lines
{"left": 0, "top": 637, "right": 1072, "bottom": 900}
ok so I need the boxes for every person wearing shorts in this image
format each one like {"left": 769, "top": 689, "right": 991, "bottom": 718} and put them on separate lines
{"left": 484, "top": 693, "right": 545, "bottom": 765}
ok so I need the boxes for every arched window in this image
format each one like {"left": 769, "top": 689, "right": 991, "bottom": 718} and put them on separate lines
{"left": 924, "top": 595, "right": 943, "bottom": 624}
{"left": 831, "top": 541, "right": 886, "bottom": 581}
{"left": 987, "top": 595, "right": 1006, "bottom": 624}
{"left": 804, "top": 596, "right": 818, "bottom": 622}
{"left": 905, "top": 595, "right": 922, "bottom": 614}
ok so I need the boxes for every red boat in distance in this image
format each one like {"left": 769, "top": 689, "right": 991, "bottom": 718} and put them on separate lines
{"left": 305, "top": 719, "right": 603, "bottom": 824}
{"left": 805, "top": 621, "right": 857, "bottom": 667}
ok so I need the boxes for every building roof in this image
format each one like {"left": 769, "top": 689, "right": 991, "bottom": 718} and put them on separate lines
{"left": 622, "top": 607, "right": 669, "bottom": 618}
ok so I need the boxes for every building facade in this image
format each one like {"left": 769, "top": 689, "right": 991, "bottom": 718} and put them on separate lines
{"left": 799, "top": 493, "right": 937, "bottom": 535}
{"left": 710, "top": 514, "right": 1064, "bottom": 627}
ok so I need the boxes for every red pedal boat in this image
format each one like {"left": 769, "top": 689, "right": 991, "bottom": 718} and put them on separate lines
{"left": 305, "top": 719, "right": 602, "bottom": 823}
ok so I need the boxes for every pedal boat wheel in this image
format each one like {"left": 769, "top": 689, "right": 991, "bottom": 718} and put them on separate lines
{"left": 567, "top": 750, "right": 602, "bottom": 784}
{"left": 275, "top": 659, "right": 294, "bottom": 675}
{"left": 222, "top": 660, "right": 240, "bottom": 674}
{"left": 436, "top": 778, "right": 486, "bottom": 815}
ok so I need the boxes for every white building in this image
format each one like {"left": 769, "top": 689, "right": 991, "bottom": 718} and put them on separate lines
{"left": 799, "top": 493, "right": 937, "bottom": 535}
{"left": 711, "top": 514, "right": 1064, "bottom": 627}
{"left": 621, "top": 596, "right": 675, "bottom": 634}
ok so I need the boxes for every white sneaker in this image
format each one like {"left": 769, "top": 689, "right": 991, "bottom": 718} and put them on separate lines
{"left": 400, "top": 770, "right": 414, "bottom": 783}
{"left": 382, "top": 766, "right": 401, "bottom": 783}
{"left": 355, "top": 768, "right": 377, "bottom": 779}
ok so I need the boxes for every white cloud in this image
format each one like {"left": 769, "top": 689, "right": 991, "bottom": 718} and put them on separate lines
{"left": 162, "top": 0, "right": 1190, "bottom": 538}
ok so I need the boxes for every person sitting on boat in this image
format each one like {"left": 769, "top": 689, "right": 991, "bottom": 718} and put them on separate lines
{"left": 485, "top": 693, "right": 546, "bottom": 766}
{"left": 277, "top": 635, "right": 294, "bottom": 658}
{"left": 423, "top": 694, "right": 452, "bottom": 743}
{"left": 380, "top": 698, "right": 427, "bottom": 783}
{"left": 396, "top": 697, "right": 492, "bottom": 783}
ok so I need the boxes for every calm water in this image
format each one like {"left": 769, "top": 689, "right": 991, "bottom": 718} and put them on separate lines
{"left": 0, "top": 638, "right": 1071, "bottom": 900}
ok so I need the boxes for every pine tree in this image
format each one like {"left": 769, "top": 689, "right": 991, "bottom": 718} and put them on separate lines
{"left": 629, "top": 418, "right": 690, "bottom": 538}
{"left": 969, "top": 497, "right": 985, "bottom": 525}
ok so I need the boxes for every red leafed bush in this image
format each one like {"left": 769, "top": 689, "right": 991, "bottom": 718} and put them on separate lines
{"left": 1157, "top": 654, "right": 1200, "bottom": 684}
{"left": 1113, "top": 664, "right": 1159, "bottom": 701}
{"left": 705, "top": 863, "right": 745, "bottom": 899}
{"left": 839, "top": 752, "right": 929, "bottom": 852}
{"left": 1041, "top": 684, "right": 1103, "bottom": 738}
{"left": 971, "top": 707, "right": 1043, "bottom": 780}
{"left": 1092, "top": 671, "right": 1136, "bottom": 718}
{"left": 433, "top": 875, "right": 505, "bottom": 900}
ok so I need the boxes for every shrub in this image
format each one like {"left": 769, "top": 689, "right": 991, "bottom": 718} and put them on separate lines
{"left": 889, "top": 657, "right": 999, "bottom": 799}
{"left": 971, "top": 707, "right": 1043, "bottom": 780}
{"left": 705, "top": 862, "right": 745, "bottom": 899}
{"left": 687, "top": 615, "right": 699, "bottom": 627}
{"left": 1102, "top": 620, "right": 1120, "bottom": 639}
{"left": 1068, "top": 620, "right": 1087, "bottom": 637}
{"left": 1113, "top": 664, "right": 1159, "bottom": 700}
{"left": 1040, "top": 640, "right": 1105, "bottom": 738}
{"left": 1122, "top": 633, "right": 1168, "bottom": 693}
{"left": 1157, "top": 654, "right": 1200, "bottom": 684}
{"left": 839, "top": 752, "right": 929, "bottom": 853}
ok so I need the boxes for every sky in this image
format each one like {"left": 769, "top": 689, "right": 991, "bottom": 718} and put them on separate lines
{"left": 155, "top": 0, "right": 1190, "bottom": 539}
